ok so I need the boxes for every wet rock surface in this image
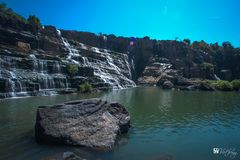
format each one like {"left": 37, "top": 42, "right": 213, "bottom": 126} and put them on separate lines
{"left": 35, "top": 98, "right": 131, "bottom": 151}
{"left": 1, "top": 12, "right": 240, "bottom": 98}
{"left": 0, "top": 25, "right": 136, "bottom": 98}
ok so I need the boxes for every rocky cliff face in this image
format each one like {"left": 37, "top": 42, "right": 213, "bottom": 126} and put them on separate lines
{"left": 1, "top": 12, "right": 240, "bottom": 98}
{"left": 0, "top": 25, "right": 136, "bottom": 98}
{"left": 60, "top": 32, "right": 240, "bottom": 82}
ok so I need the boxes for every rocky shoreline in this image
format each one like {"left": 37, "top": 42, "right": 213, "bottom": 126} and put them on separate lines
{"left": 137, "top": 57, "right": 240, "bottom": 92}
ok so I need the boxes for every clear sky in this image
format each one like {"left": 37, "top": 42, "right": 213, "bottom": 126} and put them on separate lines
{"left": 1, "top": 0, "right": 240, "bottom": 46}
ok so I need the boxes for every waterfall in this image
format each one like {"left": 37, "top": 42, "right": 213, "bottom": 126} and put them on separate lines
{"left": 124, "top": 54, "right": 132, "bottom": 79}
{"left": 0, "top": 52, "right": 69, "bottom": 98}
{"left": 131, "top": 59, "right": 135, "bottom": 69}
{"left": 7, "top": 71, "right": 16, "bottom": 97}
{"left": 57, "top": 29, "right": 80, "bottom": 64}
{"left": 39, "top": 60, "right": 48, "bottom": 73}
{"left": 7, "top": 79, "right": 16, "bottom": 97}
{"left": 29, "top": 54, "right": 39, "bottom": 72}
{"left": 57, "top": 29, "right": 136, "bottom": 89}
{"left": 53, "top": 61, "right": 61, "bottom": 73}
{"left": 105, "top": 53, "right": 121, "bottom": 74}
{"left": 79, "top": 47, "right": 136, "bottom": 89}
{"left": 0, "top": 29, "right": 136, "bottom": 98}
{"left": 29, "top": 54, "right": 68, "bottom": 90}
{"left": 82, "top": 57, "right": 90, "bottom": 66}
{"left": 214, "top": 74, "right": 221, "bottom": 80}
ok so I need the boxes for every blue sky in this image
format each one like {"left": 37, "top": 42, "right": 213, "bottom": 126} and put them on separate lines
{"left": 1, "top": 0, "right": 240, "bottom": 46}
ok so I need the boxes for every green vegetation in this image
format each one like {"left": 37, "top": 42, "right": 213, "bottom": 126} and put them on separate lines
{"left": 0, "top": 3, "right": 41, "bottom": 31}
{"left": 28, "top": 15, "right": 41, "bottom": 31}
{"left": 0, "top": 3, "right": 27, "bottom": 24}
{"left": 201, "top": 62, "right": 214, "bottom": 70}
{"left": 200, "top": 80, "right": 215, "bottom": 88}
{"left": 214, "top": 80, "right": 233, "bottom": 91}
{"left": 199, "top": 80, "right": 240, "bottom": 91}
{"left": 79, "top": 82, "right": 92, "bottom": 93}
{"left": 0, "top": 3, "right": 7, "bottom": 11}
{"left": 183, "top": 38, "right": 191, "bottom": 45}
{"left": 67, "top": 64, "right": 79, "bottom": 76}
{"left": 231, "top": 80, "right": 240, "bottom": 90}
{"left": 191, "top": 40, "right": 210, "bottom": 51}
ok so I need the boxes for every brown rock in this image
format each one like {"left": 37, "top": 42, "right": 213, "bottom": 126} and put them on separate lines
{"left": 16, "top": 41, "right": 31, "bottom": 52}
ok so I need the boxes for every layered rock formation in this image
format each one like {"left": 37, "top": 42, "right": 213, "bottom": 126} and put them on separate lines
{"left": 35, "top": 98, "right": 130, "bottom": 151}
{"left": 1, "top": 9, "right": 240, "bottom": 97}
{"left": 0, "top": 25, "right": 136, "bottom": 98}
{"left": 137, "top": 55, "right": 215, "bottom": 90}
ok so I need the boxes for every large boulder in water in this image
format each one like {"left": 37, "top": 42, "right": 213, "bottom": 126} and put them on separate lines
{"left": 35, "top": 98, "right": 130, "bottom": 151}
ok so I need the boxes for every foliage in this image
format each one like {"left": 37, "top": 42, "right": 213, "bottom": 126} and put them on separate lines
{"left": 0, "top": 3, "right": 27, "bottom": 24}
{"left": 214, "top": 80, "right": 233, "bottom": 91}
{"left": 0, "top": 3, "right": 41, "bottom": 32}
{"left": 28, "top": 15, "right": 41, "bottom": 28}
{"left": 200, "top": 80, "right": 238, "bottom": 91}
{"left": 201, "top": 62, "right": 214, "bottom": 70}
{"left": 191, "top": 40, "right": 210, "bottom": 51}
{"left": 231, "top": 80, "right": 240, "bottom": 90}
{"left": 0, "top": 3, "right": 7, "bottom": 12}
{"left": 79, "top": 82, "right": 92, "bottom": 93}
{"left": 200, "top": 80, "right": 215, "bottom": 88}
{"left": 222, "top": 41, "right": 233, "bottom": 50}
{"left": 67, "top": 64, "right": 79, "bottom": 76}
{"left": 183, "top": 38, "right": 191, "bottom": 45}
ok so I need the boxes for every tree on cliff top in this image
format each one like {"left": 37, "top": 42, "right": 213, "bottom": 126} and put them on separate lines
{"left": 0, "top": 3, "right": 41, "bottom": 32}
{"left": 0, "top": 2, "right": 27, "bottom": 24}
{"left": 28, "top": 15, "right": 41, "bottom": 32}
{"left": 183, "top": 38, "right": 191, "bottom": 45}
{"left": 0, "top": 3, "right": 7, "bottom": 12}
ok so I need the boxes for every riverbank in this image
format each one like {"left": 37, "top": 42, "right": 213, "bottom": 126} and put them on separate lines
{"left": 1, "top": 81, "right": 240, "bottom": 100}
{"left": 153, "top": 79, "right": 240, "bottom": 92}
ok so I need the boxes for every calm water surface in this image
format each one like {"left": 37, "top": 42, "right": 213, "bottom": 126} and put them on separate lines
{"left": 0, "top": 87, "right": 240, "bottom": 160}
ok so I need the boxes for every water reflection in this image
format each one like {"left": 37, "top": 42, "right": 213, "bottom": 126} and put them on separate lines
{"left": 0, "top": 87, "right": 240, "bottom": 160}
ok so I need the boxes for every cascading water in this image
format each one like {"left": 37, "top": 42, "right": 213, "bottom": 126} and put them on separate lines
{"left": 7, "top": 71, "right": 16, "bottom": 97}
{"left": 57, "top": 29, "right": 81, "bottom": 64}
{"left": 123, "top": 54, "right": 132, "bottom": 79}
{"left": 214, "top": 74, "right": 221, "bottom": 80}
{"left": 0, "top": 51, "right": 69, "bottom": 98}
{"left": 53, "top": 61, "right": 61, "bottom": 73}
{"left": 0, "top": 28, "right": 136, "bottom": 98}
{"left": 80, "top": 42, "right": 136, "bottom": 88}
{"left": 58, "top": 29, "right": 136, "bottom": 89}
{"left": 28, "top": 54, "right": 69, "bottom": 91}
{"left": 82, "top": 57, "right": 90, "bottom": 66}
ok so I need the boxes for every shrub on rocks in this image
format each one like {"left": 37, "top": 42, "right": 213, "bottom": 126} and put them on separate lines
{"left": 79, "top": 82, "right": 92, "bottom": 93}
{"left": 231, "top": 80, "right": 240, "bottom": 91}
{"left": 67, "top": 64, "right": 79, "bottom": 77}
{"left": 214, "top": 80, "right": 233, "bottom": 91}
